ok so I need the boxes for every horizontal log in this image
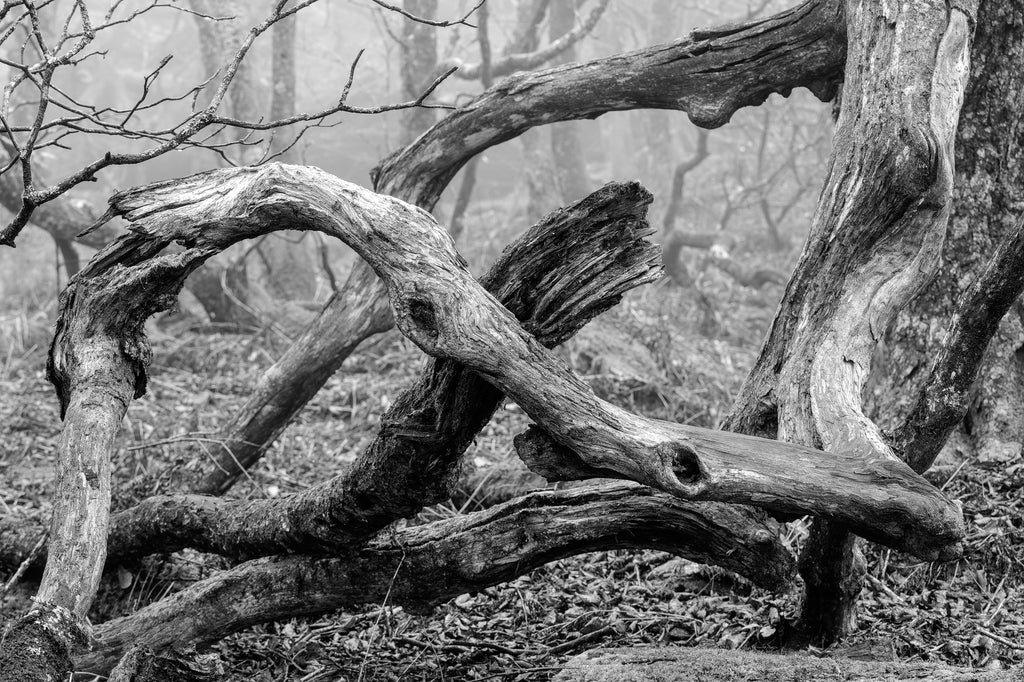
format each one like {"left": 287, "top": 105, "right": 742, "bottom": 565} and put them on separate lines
{"left": 78, "top": 164, "right": 963, "bottom": 560}
{"left": 512, "top": 424, "right": 962, "bottom": 561}
{"left": 78, "top": 483, "right": 795, "bottom": 674}
{"left": 555, "top": 647, "right": 1021, "bottom": 682}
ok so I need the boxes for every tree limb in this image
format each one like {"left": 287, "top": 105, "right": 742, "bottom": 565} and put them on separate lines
{"left": 78, "top": 483, "right": 796, "bottom": 674}
{"left": 196, "top": 0, "right": 848, "bottom": 495}
{"left": 895, "top": 214, "right": 1024, "bottom": 473}
{"left": 372, "top": 0, "right": 845, "bottom": 209}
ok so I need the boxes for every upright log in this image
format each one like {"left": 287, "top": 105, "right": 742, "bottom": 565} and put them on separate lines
{"left": 724, "top": 0, "right": 976, "bottom": 643}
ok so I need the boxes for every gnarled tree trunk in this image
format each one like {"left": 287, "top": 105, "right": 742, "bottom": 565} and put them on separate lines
{"left": 724, "top": 0, "right": 976, "bottom": 645}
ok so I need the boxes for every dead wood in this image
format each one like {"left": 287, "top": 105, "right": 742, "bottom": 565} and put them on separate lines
{"left": 723, "top": 0, "right": 976, "bottom": 642}
{"left": 197, "top": 0, "right": 846, "bottom": 495}
{"left": 102, "top": 182, "right": 663, "bottom": 560}
{"left": 78, "top": 483, "right": 795, "bottom": 674}
{"left": 70, "top": 164, "right": 962, "bottom": 560}
{"left": 555, "top": 647, "right": 1024, "bottom": 682}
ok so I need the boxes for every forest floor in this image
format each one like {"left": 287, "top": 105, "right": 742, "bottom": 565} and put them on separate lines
{"left": 1, "top": 278, "right": 1023, "bottom": 681}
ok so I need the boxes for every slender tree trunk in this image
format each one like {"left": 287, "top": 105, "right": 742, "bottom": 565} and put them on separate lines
{"left": 260, "top": 1, "right": 319, "bottom": 301}
{"left": 548, "top": 0, "right": 590, "bottom": 204}
{"left": 399, "top": 0, "right": 439, "bottom": 144}
{"left": 184, "top": 0, "right": 261, "bottom": 326}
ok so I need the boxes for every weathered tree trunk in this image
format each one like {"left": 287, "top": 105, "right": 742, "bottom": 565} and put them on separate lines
{"left": 895, "top": 215, "right": 1024, "bottom": 473}
{"left": 879, "top": 2, "right": 1024, "bottom": 467}
{"left": 79, "top": 484, "right": 795, "bottom": 674}
{"left": 556, "top": 647, "right": 1023, "bottom": 682}
{"left": 0, "top": 243, "right": 153, "bottom": 680}
{"left": 724, "top": 0, "right": 976, "bottom": 645}
{"left": 787, "top": 0, "right": 1024, "bottom": 645}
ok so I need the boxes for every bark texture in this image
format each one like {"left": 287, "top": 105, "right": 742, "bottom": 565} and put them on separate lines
{"left": 79, "top": 484, "right": 795, "bottom": 674}
{"left": 102, "top": 183, "right": 664, "bottom": 560}
{"left": 556, "top": 647, "right": 1024, "bottom": 682}
{"left": 193, "top": 0, "right": 848, "bottom": 495}
{"left": 77, "top": 164, "right": 962, "bottom": 560}
{"left": 896, "top": 216, "right": 1024, "bottom": 473}
{"left": 724, "top": 0, "right": 976, "bottom": 644}
{"left": 0, "top": 603, "right": 90, "bottom": 682}
{"left": 2, "top": 229, "right": 159, "bottom": 677}
{"left": 372, "top": 0, "right": 845, "bottom": 210}
{"left": 881, "top": 1, "right": 1024, "bottom": 468}
{"left": 106, "top": 645, "right": 222, "bottom": 682}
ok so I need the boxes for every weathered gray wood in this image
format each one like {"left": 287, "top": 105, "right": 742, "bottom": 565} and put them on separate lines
{"left": 76, "top": 164, "right": 962, "bottom": 559}
{"left": 721, "top": 0, "right": 976, "bottom": 642}
{"left": 107, "top": 645, "right": 222, "bottom": 682}
{"left": 198, "top": 0, "right": 847, "bottom": 495}
{"left": 78, "top": 484, "right": 795, "bottom": 674}
{"left": 372, "top": 0, "right": 845, "bottom": 210}
{"left": 555, "top": 647, "right": 1023, "bottom": 682}
{"left": 103, "top": 183, "right": 667, "bottom": 560}
{"left": 885, "top": 2, "right": 1024, "bottom": 473}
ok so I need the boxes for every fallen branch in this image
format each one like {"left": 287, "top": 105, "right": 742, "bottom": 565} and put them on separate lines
{"left": 78, "top": 483, "right": 795, "bottom": 674}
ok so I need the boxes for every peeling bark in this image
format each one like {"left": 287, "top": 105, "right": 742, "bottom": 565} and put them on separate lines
{"left": 78, "top": 484, "right": 795, "bottom": 674}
